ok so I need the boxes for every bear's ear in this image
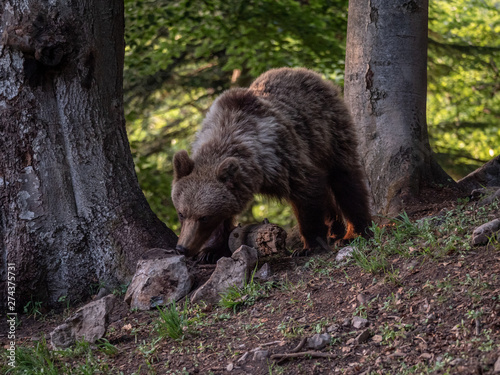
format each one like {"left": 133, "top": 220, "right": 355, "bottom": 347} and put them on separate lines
{"left": 217, "top": 157, "right": 240, "bottom": 188}
{"left": 173, "top": 150, "right": 194, "bottom": 180}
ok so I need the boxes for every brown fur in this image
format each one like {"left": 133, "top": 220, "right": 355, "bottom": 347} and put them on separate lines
{"left": 171, "top": 68, "right": 371, "bottom": 261}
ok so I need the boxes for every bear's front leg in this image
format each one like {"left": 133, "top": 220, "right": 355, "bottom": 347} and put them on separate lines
{"left": 290, "top": 198, "right": 331, "bottom": 257}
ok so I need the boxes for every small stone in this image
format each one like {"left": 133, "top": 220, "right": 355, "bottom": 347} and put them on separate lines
{"left": 226, "top": 363, "right": 234, "bottom": 371}
{"left": 297, "top": 316, "right": 307, "bottom": 323}
{"left": 254, "top": 263, "right": 272, "bottom": 280}
{"left": 355, "top": 329, "right": 371, "bottom": 344}
{"left": 327, "top": 324, "right": 340, "bottom": 333}
{"left": 336, "top": 246, "right": 355, "bottom": 261}
{"left": 471, "top": 219, "right": 500, "bottom": 246}
{"left": 352, "top": 316, "right": 369, "bottom": 329}
{"left": 307, "top": 333, "right": 331, "bottom": 350}
{"left": 342, "top": 318, "right": 351, "bottom": 327}
{"left": 372, "top": 334, "right": 383, "bottom": 343}
{"left": 252, "top": 349, "right": 269, "bottom": 361}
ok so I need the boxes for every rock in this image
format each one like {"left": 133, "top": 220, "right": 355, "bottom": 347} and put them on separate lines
{"left": 124, "top": 255, "right": 192, "bottom": 310}
{"left": 336, "top": 246, "right": 355, "bottom": 261}
{"left": 471, "top": 218, "right": 500, "bottom": 246}
{"left": 327, "top": 324, "right": 340, "bottom": 333}
{"left": 50, "top": 294, "right": 117, "bottom": 349}
{"left": 191, "top": 245, "right": 258, "bottom": 304}
{"left": 229, "top": 223, "right": 287, "bottom": 256}
{"left": 252, "top": 349, "right": 269, "bottom": 361}
{"left": 352, "top": 316, "right": 369, "bottom": 329}
{"left": 355, "top": 329, "right": 371, "bottom": 344}
{"left": 307, "top": 333, "right": 331, "bottom": 350}
{"left": 372, "top": 334, "right": 383, "bottom": 343}
{"left": 254, "top": 263, "right": 272, "bottom": 281}
{"left": 50, "top": 323, "right": 74, "bottom": 349}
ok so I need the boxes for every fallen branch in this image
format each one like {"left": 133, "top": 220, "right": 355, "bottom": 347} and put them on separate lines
{"left": 290, "top": 337, "right": 307, "bottom": 353}
{"left": 260, "top": 340, "right": 285, "bottom": 347}
{"left": 270, "top": 350, "right": 336, "bottom": 363}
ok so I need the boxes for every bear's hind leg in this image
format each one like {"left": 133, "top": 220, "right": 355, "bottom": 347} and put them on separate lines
{"left": 325, "top": 193, "right": 347, "bottom": 242}
{"left": 328, "top": 166, "right": 372, "bottom": 238}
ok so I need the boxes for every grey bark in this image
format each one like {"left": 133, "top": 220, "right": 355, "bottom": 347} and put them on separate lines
{"left": 344, "top": 0, "right": 454, "bottom": 216}
{"left": 0, "top": 0, "right": 177, "bottom": 308}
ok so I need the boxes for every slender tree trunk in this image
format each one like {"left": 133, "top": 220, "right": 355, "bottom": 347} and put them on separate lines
{"left": 0, "top": 0, "right": 177, "bottom": 309}
{"left": 344, "top": 0, "right": 453, "bottom": 216}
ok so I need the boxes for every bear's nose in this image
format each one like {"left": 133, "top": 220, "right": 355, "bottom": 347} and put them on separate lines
{"left": 176, "top": 245, "right": 188, "bottom": 255}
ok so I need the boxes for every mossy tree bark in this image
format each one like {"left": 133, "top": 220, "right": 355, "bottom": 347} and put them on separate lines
{"left": 0, "top": 0, "right": 177, "bottom": 309}
{"left": 344, "top": 0, "right": 454, "bottom": 217}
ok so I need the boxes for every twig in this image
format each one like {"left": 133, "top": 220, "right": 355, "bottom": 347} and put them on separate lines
{"left": 260, "top": 340, "right": 285, "bottom": 347}
{"left": 290, "top": 337, "right": 307, "bottom": 353}
{"left": 475, "top": 318, "right": 481, "bottom": 336}
{"left": 270, "top": 350, "right": 336, "bottom": 363}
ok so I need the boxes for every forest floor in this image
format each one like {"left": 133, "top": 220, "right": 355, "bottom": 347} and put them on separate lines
{"left": 2, "top": 186, "right": 500, "bottom": 375}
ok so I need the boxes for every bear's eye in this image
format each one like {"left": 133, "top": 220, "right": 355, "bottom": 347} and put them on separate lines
{"left": 178, "top": 212, "right": 184, "bottom": 221}
{"left": 198, "top": 216, "right": 209, "bottom": 223}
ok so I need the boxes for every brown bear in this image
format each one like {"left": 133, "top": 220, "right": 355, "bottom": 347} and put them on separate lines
{"left": 171, "top": 67, "right": 371, "bottom": 262}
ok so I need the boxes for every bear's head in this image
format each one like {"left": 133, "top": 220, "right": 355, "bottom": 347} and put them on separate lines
{"left": 171, "top": 150, "right": 242, "bottom": 258}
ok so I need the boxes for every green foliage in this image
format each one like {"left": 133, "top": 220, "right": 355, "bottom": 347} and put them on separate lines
{"left": 351, "top": 200, "right": 491, "bottom": 276}
{"left": 23, "top": 300, "right": 43, "bottom": 319}
{"left": 6, "top": 336, "right": 58, "bottom": 375}
{"left": 219, "top": 268, "right": 273, "bottom": 312}
{"left": 2, "top": 336, "right": 113, "bottom": 375}
{"left": 155, "top": 302, "right": 190, "bottom": 341}
{"left": 428, "top": 0, "right": 500, "bottom": 179}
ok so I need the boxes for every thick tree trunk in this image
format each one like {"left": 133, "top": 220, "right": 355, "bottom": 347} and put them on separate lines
{"left": 344, "top": 0, "right": 454, "bottom": 216}
{"left": 0, "top": 0, "right": 177, "bottom": 309}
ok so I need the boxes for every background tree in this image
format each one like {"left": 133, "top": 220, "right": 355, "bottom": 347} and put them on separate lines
{"left": 344, "top": 0, "right": 453, "bottom": 216}
{"left": 0, "top": 0, "right": 177, "bottom": 309}
{"left": 427, "top": 0, "right": 500, "bottom": 178}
